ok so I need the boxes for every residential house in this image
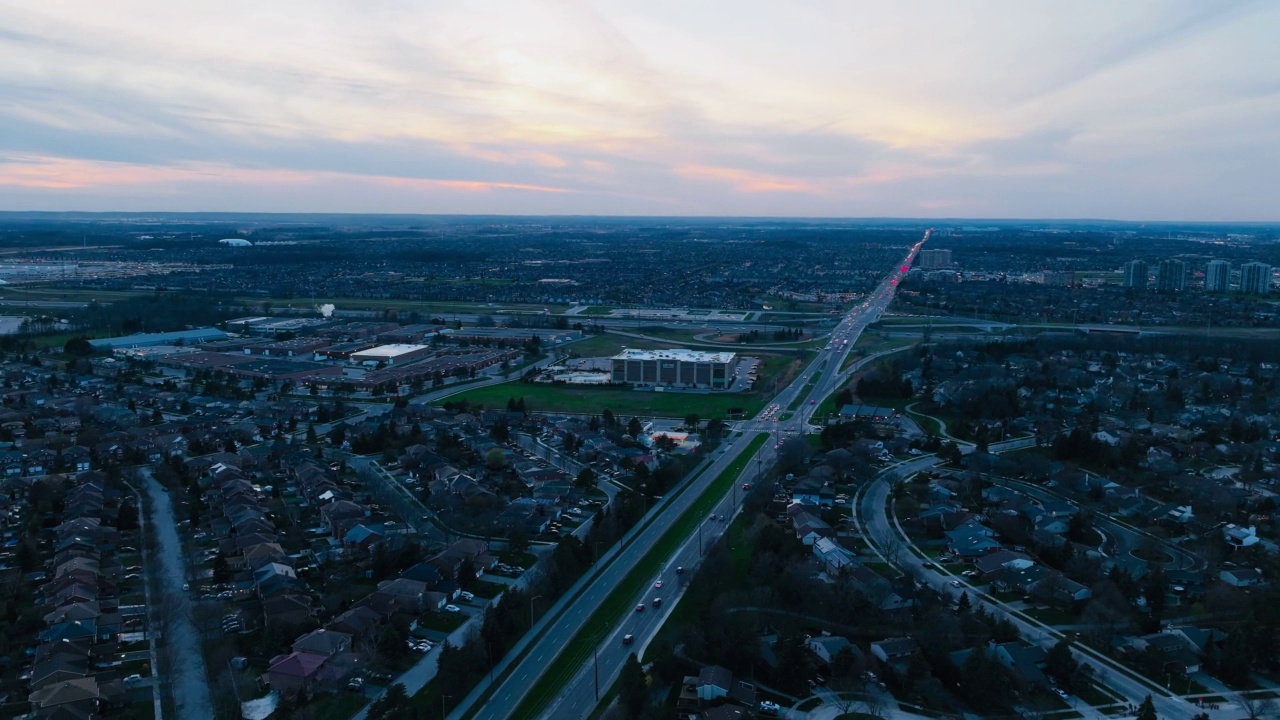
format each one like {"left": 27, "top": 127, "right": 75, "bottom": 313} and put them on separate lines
{"left": 1219, "top": 568, "right": 1265, "bottom": 588}
{"left": 806, "top": 635, "right": 854, "bottom": 665}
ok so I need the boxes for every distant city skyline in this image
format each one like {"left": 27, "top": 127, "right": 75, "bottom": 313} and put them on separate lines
{"left": 0, "top": 1, "right": 1276, "bottom": 220}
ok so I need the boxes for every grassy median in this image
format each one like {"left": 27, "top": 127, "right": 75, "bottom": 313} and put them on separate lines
{"left": 508, "top": 433, "right": 769, "bottom": 720}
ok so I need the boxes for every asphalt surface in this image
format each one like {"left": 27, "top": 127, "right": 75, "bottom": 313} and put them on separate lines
{"left": 142, "top": 469, "right": 215, "bottom": 720}
{"left": 856, "top": 453, "right": 1215, "bottom": 720}
{"left": 467, "top": 232, "right": 931, "bottom": 720}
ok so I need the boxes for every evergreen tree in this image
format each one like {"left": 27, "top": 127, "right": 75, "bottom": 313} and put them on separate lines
{"left": 1136, "top": 695, "right": 1158, "bottom": 720}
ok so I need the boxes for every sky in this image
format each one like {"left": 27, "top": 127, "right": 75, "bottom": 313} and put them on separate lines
{"left": 0, "top": 1, "right": 1277, "bottom": 220}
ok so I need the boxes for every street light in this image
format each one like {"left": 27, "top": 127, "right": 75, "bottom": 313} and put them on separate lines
{"left": 441, "top": 693, "right": 452, "bottom": 719}
{"left": 530, "top": 594, "right": 543, "bottom": 627}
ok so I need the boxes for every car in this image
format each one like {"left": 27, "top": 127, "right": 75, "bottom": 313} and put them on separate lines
{"left": 676, "top": 566, "right": 684, "bottom": 574}
{"left": 759, "top": 700, "right": 781, "bottom": 716}
{"left": 810, "top": 399, "right": 815, "bottom": 404}
{"left": 623, "top": 634, "right": 634, "bottom": 645}
{"left": 123, "top": 674, "right": 143, "bottom": 684}
{"left": 741, "top": 483, "right": 750, "bottom": 490}
{"left": 635, "top": 604, "right": 645, "bottom": 612}
{"left": 950, "top": 580, "right": 962, "bottom": 588}
{"left": 1054, "top": 688, "right": 1070, "bottom": 700}
{"left": 182, "top": 583, "right": 189, "bottom": 591}
{"left": 459, "top": 591, "right": 475, "bottom": 602}
{"left": 652, "top": 597, "right": 662, "bottom": 607}
{"left": 444, "top": 604, "right": 461, "bottom": 613}
{"left": 653, "top": 581, "right": 663, "bottom": 589}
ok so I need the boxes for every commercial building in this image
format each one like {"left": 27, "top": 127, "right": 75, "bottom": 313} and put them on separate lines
{"left": 88, "top": 327, "right": 227, "bottom": 351}
{"left": 1156, "top": 259, "right": 1186, "bottom": 292}
{"left": 1240, "top": 262, "right": 1273, "bottom": 295}
{"left": 1042, "top": 271, "right": 1076, "bottom": 287}
{"left": 611, "top": 348, "right": 737, "bottom": 389}
{"left": 349, "top": 344, "right": 434, "bottom": 366}
{"left": 918, "top": 249, "right": 952, "bottom": 269}
{"left": 1123, "top": 260, "right": 1149, "bottom": 290}
{"left": 1205, "top": 260, "right": 1231, "bottom": 293}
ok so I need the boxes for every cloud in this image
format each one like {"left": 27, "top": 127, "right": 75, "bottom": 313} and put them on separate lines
{"left": 0, "top": 0, "right": 1277, "bottom": 219}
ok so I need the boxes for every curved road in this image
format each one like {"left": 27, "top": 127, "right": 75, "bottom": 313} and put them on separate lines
{"left": 856, "top": 458, "right": 1212, "bottom": 720}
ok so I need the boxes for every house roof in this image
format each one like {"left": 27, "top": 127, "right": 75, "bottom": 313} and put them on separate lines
{"left": 268, "top": 651, "right": 328, "bottom": 679}
{"left": 28, "top": 677, "right": 100, "bottom": 708}
{"left": 698, "top": 664, "right": 733, "bottom": 690}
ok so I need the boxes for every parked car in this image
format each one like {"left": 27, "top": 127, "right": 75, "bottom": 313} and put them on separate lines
{"left": 444, "top": 604, "right": 461, "bottom": 613}
{"left": 459, "top": 591, "right": 475, "bottom": 602}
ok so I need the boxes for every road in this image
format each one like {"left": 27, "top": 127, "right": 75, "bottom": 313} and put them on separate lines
{"left": 856, "top": 455, "right": 1211, "bottom": 720}
{"left": 461, "top": 232, "right": 931, "bottom": 720}
{"left": 141, "top": 468, "right": 215, "bottom": 720}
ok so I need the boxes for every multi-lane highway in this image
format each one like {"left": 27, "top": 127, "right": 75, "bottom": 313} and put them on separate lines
{"left": 454, "top": 231, "right": 931, "bottom": 720}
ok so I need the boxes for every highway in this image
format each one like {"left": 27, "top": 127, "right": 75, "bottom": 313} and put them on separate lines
{"left": 856, "top": 451, "right": 1209, "bottom": 720}
{"left": 453, "top": 231, "right": 931, "bottom": 720}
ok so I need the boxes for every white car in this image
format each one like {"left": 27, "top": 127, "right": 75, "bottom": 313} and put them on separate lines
{"left": 459, "top": 591, "right": 475, "bottom": 602}
{"left": 444, "top": 604, "right": 461, "bottom": 613}
{"left": 123, "top": 674, "right": 143, "bottom": 684}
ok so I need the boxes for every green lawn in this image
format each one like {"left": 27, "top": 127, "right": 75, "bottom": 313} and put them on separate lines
{"left": 442, "top": 354, "right": 801, "bottom": 418}
{"left": 579, "top": 306, "right": 614, "bottom": 315}
{"left": 509, "top": 434, "right": 769, "bottom": 719}
{"left": 564, "top": 334, "right": 681, "bottom": 358}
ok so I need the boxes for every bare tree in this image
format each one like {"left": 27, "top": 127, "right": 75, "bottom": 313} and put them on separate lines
{"left": 1241, "top": 696, "right": 1276, "bottom": 720}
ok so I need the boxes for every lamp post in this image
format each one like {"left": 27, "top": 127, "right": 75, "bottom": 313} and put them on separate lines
{"left": 441, "top": 693, "right": 452, "bottom": 719}
{"left": 530, "top": 594, "right": 543, "bottom": 627}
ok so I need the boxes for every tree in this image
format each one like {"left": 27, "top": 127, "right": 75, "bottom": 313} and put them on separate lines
{"left": 486, "top": 448, "right": 507, "bottom": 471}
{"left": 627, "top": 416, "right": 643, "bottom": 439}
{"left": 684, "top": 413, "right": 700, "bottom": 432}
{"left": 1241, "top": 696, "right": 1276, "bottom": 720}
{"left": 1135, "top": 695, "right": 1158, "bottom": 720}
{"left": 1046, "top": 638, "right": 1079, "bottom": 688}
{"left": 575, "top": 467, "right": 597, "bottom": 489}
{"left": 367, "top": 683, "right": 408, "bottom": 719}
{"left": 618, "top": 653, "right": 646, "bottom": 719}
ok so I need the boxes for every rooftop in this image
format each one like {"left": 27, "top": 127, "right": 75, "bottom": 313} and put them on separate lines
{"left": 612, "top": 348, "right": 736, "bottom": 363}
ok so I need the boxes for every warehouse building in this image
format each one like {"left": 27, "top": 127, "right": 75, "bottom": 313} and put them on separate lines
{"left": 611, "top": 349, "right": 737, "bottom": 389}
{"left": 349, "top": 344, "right": 434, "bottom": 366}
{"left": 89, "top": 327, "right": 227, "bottom": 351}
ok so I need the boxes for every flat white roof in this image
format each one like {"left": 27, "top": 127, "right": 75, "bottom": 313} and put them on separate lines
{"left": 350, "top": 344, "right": 431, "bottom": 359}
{"left": 612, "top": 348, "right": 736, "bottom": 363}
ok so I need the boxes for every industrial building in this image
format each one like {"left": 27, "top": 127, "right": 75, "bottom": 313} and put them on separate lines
{"left": 1205, "top": 260, "right": 1231, "bottom": 293}
{"left": 88, "top": 327, "right": 227, "bottom": 351}
{"left": 1240, "top": 262, "right": 1273, "bottom": 295}
{"left": 610, "top": 348, "right": 737, "bottom": 389}
{"left": 349, "top": 344, "right": 434, "bottom": 366}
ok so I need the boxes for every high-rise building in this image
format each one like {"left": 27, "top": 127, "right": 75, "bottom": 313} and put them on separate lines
{"left": 1156, "top": 259, "right": 1186, "bottom": 292}
{"left": 919, "top": 249, "right": 952, "bottom": 269}
{"left": 1205, "top": 260, "right": 1231, "bottom": 292}
{"left": 1123, "top": 260, "right": 1148, "bottom": 290}
{"left": 1240, "top": 262, "right": 1273, "bottom": 295}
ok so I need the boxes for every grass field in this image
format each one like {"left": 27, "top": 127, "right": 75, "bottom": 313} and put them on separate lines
{"left": 509, "top": 434, "right": 769, "bottom": 719}
{"left": 441, "top": 380, "right": 763, "bottom": 418}
{"left": 565, "top": 334, "right": 680, "bottom": 358}
{"left": 443, "top": 355, "right": 802, "bottom": 418}
{"left": 579, "top": 306, "right": 613, "bottom": 315}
